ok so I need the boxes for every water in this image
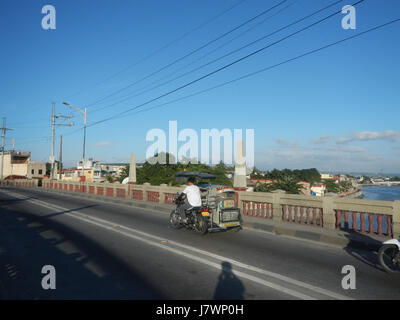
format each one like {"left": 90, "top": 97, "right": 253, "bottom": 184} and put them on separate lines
{"left": 336, "top": 186, "right": 400, "bottom": 236}
{"left": 361, "top": 186, "right": 400, "bottom": 201}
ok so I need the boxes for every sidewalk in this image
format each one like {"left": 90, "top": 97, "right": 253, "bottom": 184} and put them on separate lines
{"left": 12, "top": 187, "right": 387, "bottom": 251}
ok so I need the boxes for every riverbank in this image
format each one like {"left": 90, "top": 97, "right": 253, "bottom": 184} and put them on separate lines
{"left": 339, "top": 189, "right": 363, "bottom": 199}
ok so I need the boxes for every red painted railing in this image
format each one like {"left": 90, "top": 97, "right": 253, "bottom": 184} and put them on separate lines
{"left": 242, "top": 201, "right": 273, "bottom": 219}
{"left": 132, "top": 190, "right": 143, "bottom": 200}
{"left": 147, "top": 191, "right": 159, "bottom": 203}
{"left": 116, "top": 188, "right": 126, "bottom": 198}
{"left": 335, "top": 210, "right": 392, "bottom": 238}
{"left": 165, "top": 193, "right": 178, "bottom": 205}
{"left": 89, "top": 186, "right": 95, "bottom": 194}
{"left": 106, "top": 187, "right": 114, "bottom": 197}
{"left": 97, "top": 187, "right": 104, "bottom": 196}
{"left": 282, "top": 205, "right": 323, "bottom": 227}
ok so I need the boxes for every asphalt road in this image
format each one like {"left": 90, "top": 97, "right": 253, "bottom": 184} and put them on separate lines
{"left": 0, "top": 186, "right": 399, "bottom": 300}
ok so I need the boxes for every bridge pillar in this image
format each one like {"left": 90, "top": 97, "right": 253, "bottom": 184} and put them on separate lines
{"left": 393, "top": 201, "right": 400, "bottom": 238}
{"left": 322, "top": 196, "right": 336, "bottom": 230}
{"left": 271, "top": 191, "right": 284, "bottom": 222}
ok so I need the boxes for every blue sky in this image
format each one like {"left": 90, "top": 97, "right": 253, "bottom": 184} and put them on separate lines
{"left": 1, "top": 0, "right": 399, "bottom": 173}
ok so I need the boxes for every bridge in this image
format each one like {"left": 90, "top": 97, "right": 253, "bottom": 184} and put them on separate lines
{"left": 0, "top": 179, "right": 399, "bottom": 300}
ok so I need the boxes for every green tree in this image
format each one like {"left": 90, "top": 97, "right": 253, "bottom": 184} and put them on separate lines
{"left": 118, "top": 165, "right": 130, "bottom": 183}
{"left": 325, "top": 180, "right": 340, "bottom": 193}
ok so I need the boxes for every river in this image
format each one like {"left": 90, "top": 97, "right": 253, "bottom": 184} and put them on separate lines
{"left": 361, "top": 185, "right": 400, "bottom": 201}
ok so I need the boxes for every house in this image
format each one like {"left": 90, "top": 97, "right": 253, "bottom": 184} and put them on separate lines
{"left": 59, "top": 168, "right": 97, "bottom": 182}
{"left": 0, "top": 151, "right": 31, "bottom": 179}
{"left": 311, "top": 184, "right": 326, "bottom": 196}
{"left": 27, "top": 163, "right": 46, "bottom": 179}
{"left": 77, "top": 158, "right": 102, "bottom": 180}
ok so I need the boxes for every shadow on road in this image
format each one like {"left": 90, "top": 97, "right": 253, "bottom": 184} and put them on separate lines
{"left": 343, "top": 232, "right": 385, "bottom": 273}
{"left": 0, "top": 203, "right": 165, "bottom": 299}
{"left": 41, "top": 205, "right": 99, "bottom": 218}
{"left": 213, "top": 261, "right": 244, "bottom": 300}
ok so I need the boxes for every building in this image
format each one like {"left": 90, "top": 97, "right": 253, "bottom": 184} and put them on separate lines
{"left": 311, "top": 184, "right": 327, "bottom": 197}
{"left": 0, "top": 151, "right": 31, "bottom": 179}
{"left": 59, "top": 168, "right": 98, "bottom": 182}
{"left": 27, "top": 163, "right": 46, "bottom": 179}
{"left": 321, "top": 173, "right": 334, "bottom": 180}
{"left": 100, "top": 163, "right": 127, "bottom": 177}
{"left": 77, "top": 158, "right": 102, "bottom": 180}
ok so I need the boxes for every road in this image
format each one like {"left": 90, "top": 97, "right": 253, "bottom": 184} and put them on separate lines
{"left": 0, "top": 186, "right": 399, "bottom": 300}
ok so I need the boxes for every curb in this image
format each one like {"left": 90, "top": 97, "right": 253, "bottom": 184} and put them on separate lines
{"left": 3, "top": 186, "right": 385, "bottom": 251}
{"left": 242, "top": 219, "right": 383, "bottom": 251}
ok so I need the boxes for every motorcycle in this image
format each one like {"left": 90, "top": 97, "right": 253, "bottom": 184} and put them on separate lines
{"left": 169, "top": 171, "right": 242, "bottom": 235}
{"left": 169, "top": 195, "right": 210, "bottom": 235}
{"left": 378, "top": 239, "right": 400, "bottom": 273}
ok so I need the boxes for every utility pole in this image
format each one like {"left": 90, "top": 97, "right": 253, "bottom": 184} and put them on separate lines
{"left": 0, "top": 117, "right": 14, "bottom": 181}
{"left": 51, "top": 102, "right": 55, "bottom": 179}
{"left": 59, "top": 135, "right": 62, "bottom": 180}
{"left": 63, "top": 102, "right": 87, "bottom": 181}
{"left": 50, "top": 102, "right": 74, "bottom": 180}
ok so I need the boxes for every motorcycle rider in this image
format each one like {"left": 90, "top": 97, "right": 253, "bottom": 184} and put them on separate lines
{"left": 177, "top": 176, "right": 202, "bottom": 223}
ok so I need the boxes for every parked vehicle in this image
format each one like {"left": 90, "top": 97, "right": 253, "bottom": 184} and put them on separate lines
{"left": 169, "top": 172, "right": 242, "bottom": 235}
{"left": 378, "top": 239, "right": 400, "bottom": 273}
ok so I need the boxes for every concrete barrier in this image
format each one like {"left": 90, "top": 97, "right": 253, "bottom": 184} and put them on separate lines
{"left": 20, "top": 179, "right": 400, "bottom": 239}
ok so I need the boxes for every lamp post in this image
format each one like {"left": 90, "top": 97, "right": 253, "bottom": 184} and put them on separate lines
{"left": 63, "top": 102, "right": 87, "bottom": 181}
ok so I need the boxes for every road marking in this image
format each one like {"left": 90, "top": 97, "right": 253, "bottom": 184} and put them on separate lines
{"left": 0, "top": 189, "right": 352, "bottom": 300}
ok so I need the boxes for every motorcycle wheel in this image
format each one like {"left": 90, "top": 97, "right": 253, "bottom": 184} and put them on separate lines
{"left": 170, "top": 210, "right": 182, "bottom": 229}
{"left": 193, "top": 214, "right": 208, "bottom": 235}
{"left": 378, "top": 244, "right": 400, "bottom": 274}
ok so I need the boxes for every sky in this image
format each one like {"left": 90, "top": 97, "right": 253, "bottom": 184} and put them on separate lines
{"left": 1, "top": 0, "right": 399, "bottom": 174}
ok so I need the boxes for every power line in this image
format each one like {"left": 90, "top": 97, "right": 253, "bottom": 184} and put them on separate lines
{"left": 89, "top": 1, "right": 297, "bottom": 115}
{"left": 43, "top": 16, "right": 400, "bottom": 141}
{"left": 89, "top": 0, "right": 343, "bottom": 115}
{"left": 61, "top": 0, "right": 248, "bottom": 102}
{"left": 120, "top": 18, "right": 400, "bottom": 120}
{"left": 84, "top": 0, "right": 365, "bottom": 128}
{"left": 84, "top": 0, "right": 289, "bottom": 108}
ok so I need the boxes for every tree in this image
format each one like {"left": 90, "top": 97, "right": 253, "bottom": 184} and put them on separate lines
{"left": 118, "top": 165, "right": 130, "bottom": 183}
{"left": 325, "top": 180, "right": 340, "bottom": 193}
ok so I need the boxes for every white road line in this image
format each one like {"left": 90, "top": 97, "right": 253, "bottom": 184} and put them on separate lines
{"left": 0, "top": 189, "right": 352, "bottom": 300}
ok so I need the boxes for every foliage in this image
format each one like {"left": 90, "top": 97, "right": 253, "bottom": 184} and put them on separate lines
{"left": 325, "top": 180, "right": 340, "bottom": 193}
{"left": 106, "top": 174, "right": 114, "bottom": 183}
{"left": 134, "top": 153, "right": 233, "bottom": 186}
{"left": 256, "top": 168, "right": 321, "bottom": 185}
{"left": 254, "top": 174, "right": 303, "bottom": 194}
{"left": 118, "top": 165, "right": 130, "bottom": 183}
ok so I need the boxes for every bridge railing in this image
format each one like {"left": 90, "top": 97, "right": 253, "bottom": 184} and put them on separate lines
{"left": 10, "top": 179, "right": 400, "bottom": 239}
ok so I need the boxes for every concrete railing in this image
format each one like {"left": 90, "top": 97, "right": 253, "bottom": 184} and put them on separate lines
{"left": 237, "top": 190, "right": 400, "bottom": 238}
{"left": 9, "top": 179, "right": 400, "bottom": 239}
{"left": 0, "top": 179, "right": 38, "bottom": 188}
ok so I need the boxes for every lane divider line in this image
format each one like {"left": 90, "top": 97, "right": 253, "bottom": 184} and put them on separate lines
{"left": 0, "top": 189, "right": 352, "bottom": 300}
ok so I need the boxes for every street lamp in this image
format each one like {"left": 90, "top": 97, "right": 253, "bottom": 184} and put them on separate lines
{"left": 63, "top": 102, "right": 87, "bottom": 181}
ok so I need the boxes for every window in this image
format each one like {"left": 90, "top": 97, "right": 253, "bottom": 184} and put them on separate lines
{"left": 31, "top": 169, "right": 34, "bottom": 174}
{"left": 39, "top": 170, "right": 43, "bottom": 175}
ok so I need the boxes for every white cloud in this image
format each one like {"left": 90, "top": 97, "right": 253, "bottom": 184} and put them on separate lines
{"left": 336, "top": 131, "right": 400, "bottom": 144}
